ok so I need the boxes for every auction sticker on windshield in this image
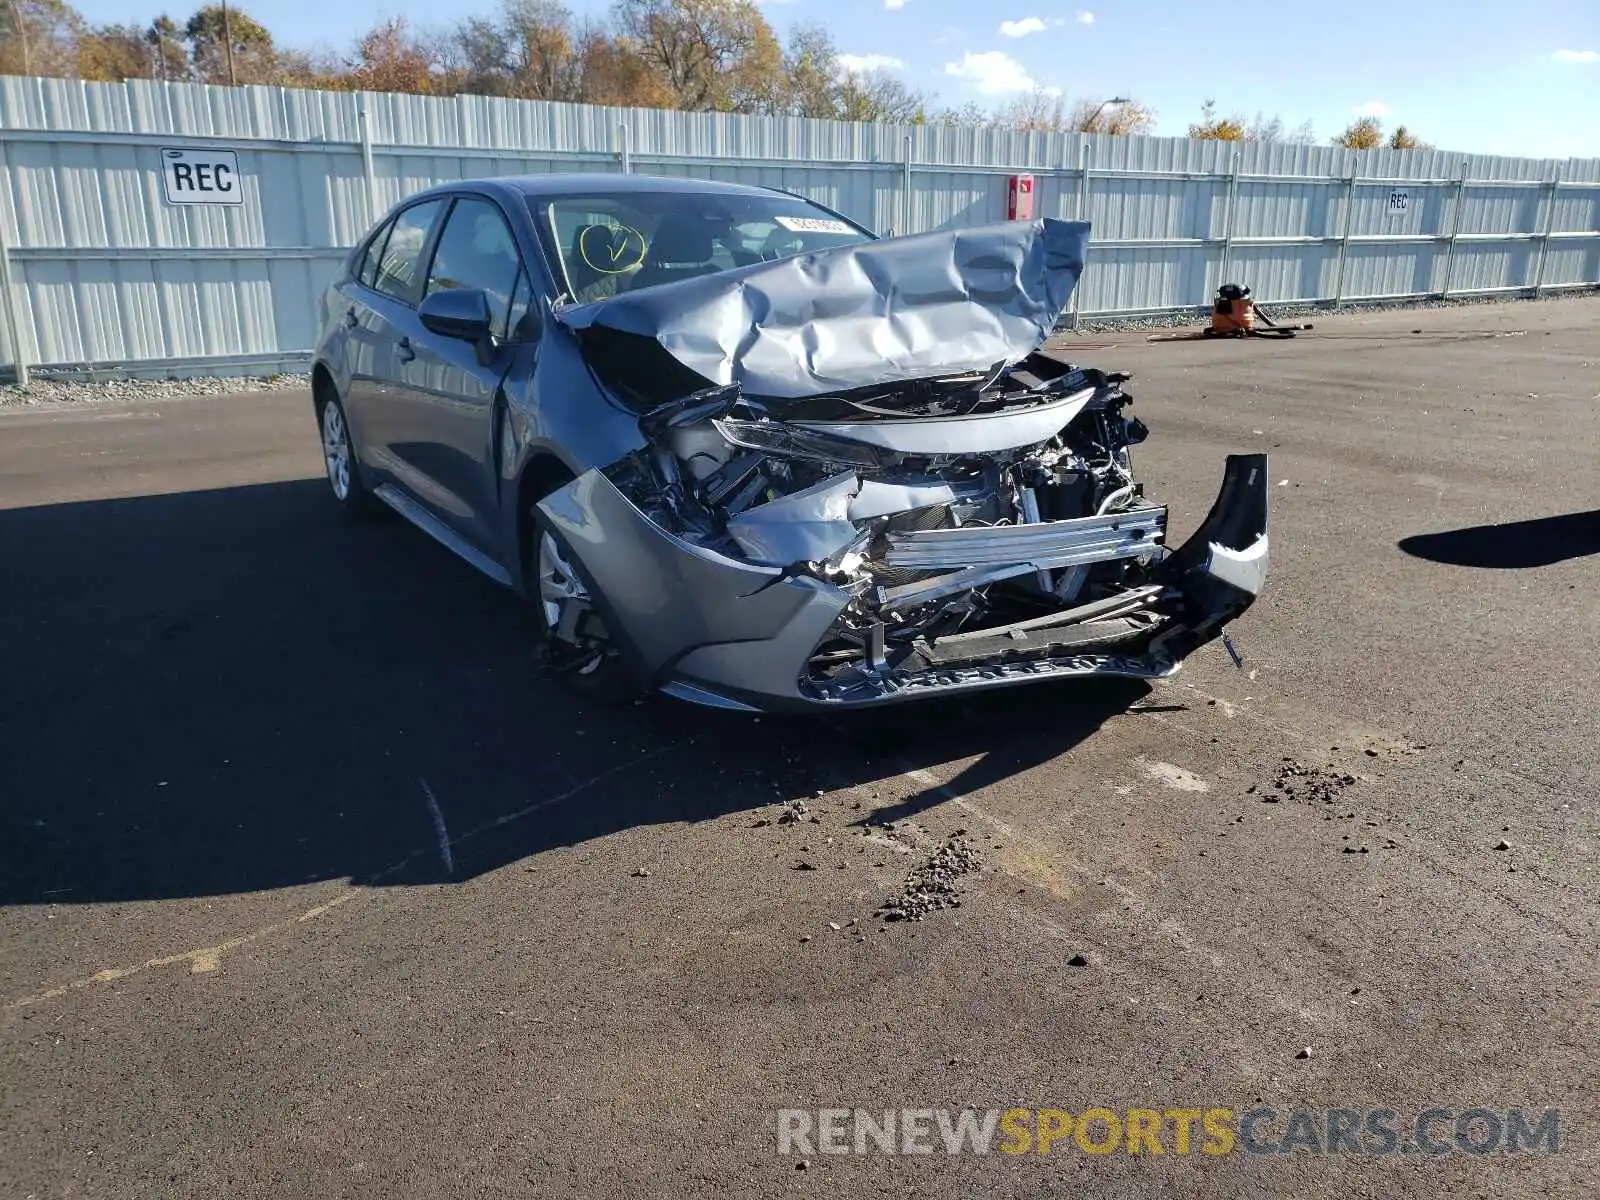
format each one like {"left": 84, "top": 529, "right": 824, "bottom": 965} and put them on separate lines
{"left": 774, "top": 215, "right": 856, "bottom": 234}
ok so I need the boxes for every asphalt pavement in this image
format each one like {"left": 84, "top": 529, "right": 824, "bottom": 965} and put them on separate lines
{"left": 2, "top": 296, "right": 1596, "bottom": 1198}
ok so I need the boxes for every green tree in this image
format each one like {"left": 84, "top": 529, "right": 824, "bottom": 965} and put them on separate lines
{"left": 1387, "top": 124, "right": 1430, "bottom": 150}
{"left": 0, "top": 0, "right": 84, "bottom": 77}
{"left": 347, "top": 17, "right": 439, "bottom": 94}
{"left": 76, "top": 21, "right": 150, "bottom": 79}
{"left": 183, "top": 4, "right": 275, "bottom": 85}
{"left": 1333, "top": 116, "right": 1383, "bottom": 150}
{"left": 613, "top": 0, "right": 780, "bottom": 112}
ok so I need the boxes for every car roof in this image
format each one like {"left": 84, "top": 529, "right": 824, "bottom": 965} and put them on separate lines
{"left": 416, "top": 173, "right": 792, "bottom": 205}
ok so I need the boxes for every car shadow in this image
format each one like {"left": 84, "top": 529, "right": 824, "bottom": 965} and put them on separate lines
{"left": 0, "top": 480, "right": 1146, "bottom": 906}
{"left": 1398, "top": 510, "right": 1600, "bottom": 569}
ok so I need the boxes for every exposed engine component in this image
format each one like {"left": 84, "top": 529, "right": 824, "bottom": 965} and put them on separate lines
{"left": 593, "top": 353, "right": 1196, "bottom": 701}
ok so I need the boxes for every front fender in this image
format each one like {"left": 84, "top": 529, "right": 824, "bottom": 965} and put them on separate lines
{"left": 537, "top": 470, "right": 849, "bottom": 695}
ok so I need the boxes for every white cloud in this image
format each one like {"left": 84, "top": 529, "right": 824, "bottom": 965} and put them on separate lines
{"left": 1353, "top": 100, "right": 1391, "bottom": 118}
{"left": 933, "top": 25, "right": 963, "bottom": 43}
{"left": 1076, "top": 9, "right": 1095, "bottom": 23}
{"left": 883, "top": 0, "right": 909, "bottom": 9}
{"left": 1552, "top": 48, "right": 1598, "bottom": 63}
{"left": 836, "top": 53, "right": 907, "bottom": 74}
{"left": 999, "top": 17, "right": 1047, "bottom": 37}
{"left": 944, "top": 50, "right": 1042, "bottom": 95}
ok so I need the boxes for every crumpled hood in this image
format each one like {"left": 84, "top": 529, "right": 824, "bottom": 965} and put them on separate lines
{"left": 556, "top": 218, "right": 1089, "bottom": 400}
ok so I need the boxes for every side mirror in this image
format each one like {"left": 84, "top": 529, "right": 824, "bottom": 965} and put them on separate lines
{"left": 418, "top": 288, "right": 493, "bottom": 344}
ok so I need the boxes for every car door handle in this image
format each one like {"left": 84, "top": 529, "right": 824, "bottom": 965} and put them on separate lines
{"left": 397, "top": 336, "right": 416, "bottom": 363}
{"left": 343, "top": 307, "right": 359, "bottom": 329}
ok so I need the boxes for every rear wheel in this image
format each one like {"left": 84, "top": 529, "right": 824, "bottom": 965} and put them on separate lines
{"left": 531, "top": 505, "right": 637, "bottom": 701}
{"left": 319, "top": 395, "right": 376, "bottom": 516}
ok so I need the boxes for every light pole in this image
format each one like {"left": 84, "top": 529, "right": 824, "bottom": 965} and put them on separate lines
{"left": 1085, "top": 96, "right": 1130, "bottom": 133}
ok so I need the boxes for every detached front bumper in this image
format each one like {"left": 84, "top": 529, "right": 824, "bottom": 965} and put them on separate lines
{"left": 539, "top": 454, "right": 1268, "bottom": 712}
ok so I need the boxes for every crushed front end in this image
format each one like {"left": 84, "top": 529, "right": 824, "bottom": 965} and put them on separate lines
{"left": 539, "top": 358, "right": 1268, "bottom": 711}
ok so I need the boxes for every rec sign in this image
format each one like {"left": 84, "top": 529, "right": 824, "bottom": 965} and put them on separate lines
{"left": 160, "top": 148, "right": 242, "bottom": 205}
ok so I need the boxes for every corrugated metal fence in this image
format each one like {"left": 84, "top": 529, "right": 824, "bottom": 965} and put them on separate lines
{"left": 0, "top": 76, "right": 1597, "bottom": 381}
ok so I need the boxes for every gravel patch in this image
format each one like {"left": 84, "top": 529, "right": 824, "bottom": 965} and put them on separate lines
{"left": 0, "top": 373, "right": 310, "bottom": 409}
{"left": 876, "top": 833, "right": 983, "bottom": 922}
{"left": 1252, "top": 757, "right": 1359, "bottom": 806}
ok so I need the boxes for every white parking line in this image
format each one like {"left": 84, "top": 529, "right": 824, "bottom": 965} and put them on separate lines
{"left": 419, "top": 778, "right": 455, "bottom": 877}
{"left": 4, "top": 747, "right": 680, "bottom": 1011}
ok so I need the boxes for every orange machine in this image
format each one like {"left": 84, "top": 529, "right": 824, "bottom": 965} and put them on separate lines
{"left": 1204, "top": 283, "right": 1307, "bottom": 339}
{"left": 1209, "top": 283, "right": 1256, "bottom": 335}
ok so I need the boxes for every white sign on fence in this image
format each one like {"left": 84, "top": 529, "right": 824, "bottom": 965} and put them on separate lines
{"left": 1387, "top": 189, "right": 1410, "bottom": 214}
{"left": 160, "top": 148, "right": 242, "bottom": 205}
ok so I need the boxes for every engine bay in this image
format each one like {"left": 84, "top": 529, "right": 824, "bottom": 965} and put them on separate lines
{"left": 599, "top": 354, "right": 1178, "bottom": 699}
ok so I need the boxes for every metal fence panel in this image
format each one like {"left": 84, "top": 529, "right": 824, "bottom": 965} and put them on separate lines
{"left": 0, "top": 75, "right": 1595, "bottom": 379}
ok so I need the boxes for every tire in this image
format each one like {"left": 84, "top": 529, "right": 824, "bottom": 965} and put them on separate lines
{"left": 530, "top": 504, "right": 639, "bottom": 702}
{"left": 318, "top": 394, "right": 377, "bottom": 517}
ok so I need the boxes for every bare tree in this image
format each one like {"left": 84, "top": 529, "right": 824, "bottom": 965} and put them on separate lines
{"left": 500, "top": 0, "right": 583, "bottom": 100}
{"left": 144, "top": 14, "right": 187, "bottom": 79}
{"left": 992, "top": 89, "right": 1068, "bottom": 132}
{"left": 834, "top": 70, "right": 927, "bottom": 123}
{"left": 1067, "top": 95, "right": 1155, "bottom": 135}
{"left": 779, "top": 21, "right": 837, "bottom": 118}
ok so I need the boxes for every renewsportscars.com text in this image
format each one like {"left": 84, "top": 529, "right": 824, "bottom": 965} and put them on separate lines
{"left": 777, "top": 1106, "right": 1561, "bottom": 1157}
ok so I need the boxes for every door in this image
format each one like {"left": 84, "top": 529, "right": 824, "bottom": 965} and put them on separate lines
{"left": 335, "top": 213, "right": 398, "bottom": 458}
{"left": 347, "top": 197, "right": 448, "bottom": 504}
{"left": 395, "top": 196, "right": 535, "bottom": 551}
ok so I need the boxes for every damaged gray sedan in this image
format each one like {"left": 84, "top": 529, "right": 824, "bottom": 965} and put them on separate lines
{"left": 312, "top": 173, "right": 1267, "bottom": 711}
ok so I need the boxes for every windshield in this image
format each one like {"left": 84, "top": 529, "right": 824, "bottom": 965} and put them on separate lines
{"left": 528, "top": 189, "right": 873, "bottom": 304}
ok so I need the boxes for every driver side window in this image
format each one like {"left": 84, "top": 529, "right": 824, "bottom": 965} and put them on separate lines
{"left": 425, "top": 197, "right": 526, "bottom": 340}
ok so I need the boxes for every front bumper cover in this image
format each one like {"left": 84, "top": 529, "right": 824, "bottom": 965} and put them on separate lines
{"left": 539, "top": 454, "right": 1268, "bottom": 712}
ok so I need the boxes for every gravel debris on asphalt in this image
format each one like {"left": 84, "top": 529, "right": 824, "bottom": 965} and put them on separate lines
{"left": 0, "top": 372, "right": 311, "bottom": 408}
{"left": 1260, "top": 757, "right": 1359, "bottom": 806}
{"left": 876, "top": 835, "right": 983, "bottom": 922}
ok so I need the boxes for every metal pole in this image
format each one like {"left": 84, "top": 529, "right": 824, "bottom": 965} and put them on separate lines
{"left": 902, "top": 133, "right": 913, "bottom": 237}
{"left": 1333, "top": 172, "right": 1356, "bottom": 306}
{"left": 1069, "top": 140, "right": 1091, "bottom": 328}
{"left": 357, "top": 97, "right": 378, "bottom": 226}
{"left": 1532, "top": 166, "right": 1562, "bottom": 296}
{"left": 1217, "top": 147, "right": 1240, "bottom": 289}
{"left": 1439, "top": 161, "right": 1466, "bottom": 299}
{"left": 221, "top": 0, "right": 236, "bottom": 86}
{"left": 618, "top": 120, "right": 631, "bottom": 174}
{"left": 0, "top": 135, "right": 29, "bottom": 387}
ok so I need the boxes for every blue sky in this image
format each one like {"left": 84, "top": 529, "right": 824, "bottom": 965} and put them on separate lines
{"left": 73, "top": 0, "right": 1600, "bottom": 157}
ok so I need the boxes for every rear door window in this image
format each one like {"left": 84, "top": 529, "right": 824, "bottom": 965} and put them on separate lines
{"left": 356, "top": 218, "right": 393, "bottom": 289}
{"left": 372, "top": 200, "right": 444, "bottom": 305}
{"left": 424, "top": 197, "right": 526, "bottom": 340}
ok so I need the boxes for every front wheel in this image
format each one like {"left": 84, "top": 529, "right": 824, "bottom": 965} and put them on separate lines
{"left": 531, "top": 508, "right": 637, "bottom": 701}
